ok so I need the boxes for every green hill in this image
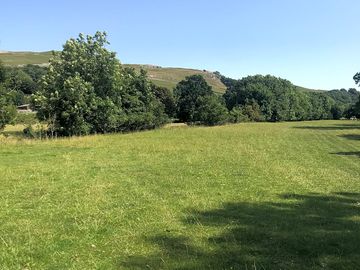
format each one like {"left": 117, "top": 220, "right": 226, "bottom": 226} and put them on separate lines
{"left": 125, "top": 64, "right": 226, "bottom": 93}
{"left": 0, "top": 51, "right": 53, "bottom": 66}
{"left": 0, "top": 51, "right": 227, "bottom": 93}
{"left": 0, "top": 51, "right": 327, "bottom": 93}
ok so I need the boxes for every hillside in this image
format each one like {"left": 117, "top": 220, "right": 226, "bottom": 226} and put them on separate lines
{"left": 126, "top": 64, "right": 226, "bottom": 93}
{"left": 0, "top": 51, "right": 227, "bottom": 93}
{"left": 0, "top": 51, "right": 53, "bottom": 66}
{"left": 1, "top": 51, "right": 326, "bottom": 93}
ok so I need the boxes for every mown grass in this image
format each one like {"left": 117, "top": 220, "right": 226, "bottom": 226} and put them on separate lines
{"left": 0, "top": 120, "right": 359, "bottom": 269}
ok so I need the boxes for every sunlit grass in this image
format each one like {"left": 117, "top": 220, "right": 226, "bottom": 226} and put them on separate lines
{"left": 0, "top": 120, "right": 359, "bottom": 269}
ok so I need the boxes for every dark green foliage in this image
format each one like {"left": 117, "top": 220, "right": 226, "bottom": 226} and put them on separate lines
{"left": 194, "top": 95, "right": 229, "bottom": 125}
{"left": 326, "top": 88, "right": 359, "bottom": 106}
{"left": 352, "top": 74, "right": 360, "bottom": 117}
{"left": 151, "top": 84, "right": 176, "bottom": 117}
{"left": 223, "top": 74, "right": 348, "bottom": 121}
{"left": 214, "top": 71, "right": 237, "bottom": 91}
{"left": 353, "top": 73, "right": 360, "bottom": 85}
{"left": 331, "top": 104, "right": 345, "bottom": 120}
{"left": 0, "top": 61, "right": 6, "bottom": 83}
{"left": 4, "top": 68, "right": 37, "bottom": 95}
{"left": 174, "top": 75, "right": 227, "bottom": 125}
{"left": 21, "top": 64, "right": 47, "bottom": 83}
{"left": 0, "top": 86, "right": 17, "bottom": 130}
{"left": 33, "top": 32, "right": 167, "bottom": 136}
{"left": 174, "top": 75, "right": 212, "bottom": 123}
{"left": 229, "top": 102, "right": 264, "bottom": 123}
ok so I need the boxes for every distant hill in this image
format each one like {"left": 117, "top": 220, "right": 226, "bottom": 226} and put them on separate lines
{"left": 0, "top": 51, "right": 53, "bottom": 66}
{"left": 0, "top": 51, "right": 227, "bottom": 93}
{"left": 0, "top": 51, "right": 325, "bottom": 93}
{"left": 126, "top": 64, "right": 226, "bottom": 93}
{"left": 295, "top": 85, "right": 325, "bottom": 92}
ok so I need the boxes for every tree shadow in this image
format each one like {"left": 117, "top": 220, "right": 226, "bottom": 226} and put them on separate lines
{"left": 294, "top": 123, "right": 360, "bottom": 131}
{"left": 121, "top": 193, "right": 360, "bottom": 269}
{"left": 338, "top": 134, "right": 360, "bottom": 141}
{"left": 332, "top": 152, "right": 360, "bottom": 158}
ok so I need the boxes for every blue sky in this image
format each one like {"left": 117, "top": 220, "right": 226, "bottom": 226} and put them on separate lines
{"left": 1, "top": 0, "right": 359, "bottom": 90}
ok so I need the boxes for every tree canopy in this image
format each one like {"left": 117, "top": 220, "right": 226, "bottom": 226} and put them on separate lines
{"left": 174, "top": 75, "right": 228, "bottom": 125}
{"left": 33, "top": 32, "right": 167, "bottom": 136}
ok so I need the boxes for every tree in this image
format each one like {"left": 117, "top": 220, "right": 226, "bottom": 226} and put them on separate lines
{"left": 194, "top": 95, "right": 229, "bottom": 125}
{"left": 151, "top": 84, "right": 176, "bottom": 117}
{"left": 353, "top": 73, "right": 360, "bottom": 85}
{"left": 21, "top": 64, "right": 47, "bottom": 83}
{"left": 33, "top": 32, "right": 167, "bottom": 136}
{"left": 223, "top": 75, "right": 299, "bottom": 121}
{"left": 353, "top": 73, "right": 360, "bottom": 116}
{"left": 174, "top": 75, "right": 213, "bottom": 122}
{"left": 4, "top": 68, "right": 36, "bottom": 95}
{"left": 0, "top": 85, "right": 17, "bottom": 130}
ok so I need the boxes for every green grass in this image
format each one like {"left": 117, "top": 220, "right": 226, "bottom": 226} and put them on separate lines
{"left": 125, "top": 65, "right": 227, "bottom": 93}
{"left": 0, "top": 51, "right": 53, "bottom": 66}
{"left": 0, "top": 121, "right": 360, "bottom": 269}
{"left": 295, "top": 85, "right": 326, "bottom": 92}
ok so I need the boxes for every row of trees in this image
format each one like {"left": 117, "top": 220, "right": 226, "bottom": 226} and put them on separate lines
{"left": 1, "top": 31, "right": 360, "bottom": 135}
{"left": 173, "top": 73, "right": 360, "bottom": 126}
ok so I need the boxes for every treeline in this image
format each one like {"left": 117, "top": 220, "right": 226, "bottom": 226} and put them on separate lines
{"left": 218, "top": 73, "right": 360, "bottom": 122}
{"left": 1, "top": 31, "right": 360, "bottom": 136}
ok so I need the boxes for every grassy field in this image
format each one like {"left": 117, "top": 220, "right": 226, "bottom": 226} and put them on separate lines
{"left": 0, "top": 120, "right": 359, "bottom": 269}
{"left": 0, "top": 51, "right": 53, "bottom": 66}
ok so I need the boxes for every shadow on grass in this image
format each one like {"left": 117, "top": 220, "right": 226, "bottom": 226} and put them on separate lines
{"left": 122, "top": 193, "right": 360, "bottom": 269}
{"left": 332, "top": 152, "right": 360, "bottom": 158}
{"left": 294, "top": 123, "right": 360, "bottom": 131}
{"left": 0, "top": 129, "right": 25, "bottom": 139}
{"left": 338, "top": 134, "right": 360, "bottom": 141}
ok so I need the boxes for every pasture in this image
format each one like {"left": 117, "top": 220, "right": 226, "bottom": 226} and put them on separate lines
{"left": 0, "top": 120, "right": 359, "bottom": 269}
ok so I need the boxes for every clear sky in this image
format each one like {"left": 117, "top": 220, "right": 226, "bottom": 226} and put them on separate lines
{"left": 1, "top": 0, "right": 359, "bottom": 90}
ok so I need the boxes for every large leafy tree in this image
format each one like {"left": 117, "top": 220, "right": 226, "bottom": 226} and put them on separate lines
{"left": 33, "top": 32, "right": 166, "bottom": 136}
{"left": 174, "top": 75, "right": 228, "bottom": 124}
